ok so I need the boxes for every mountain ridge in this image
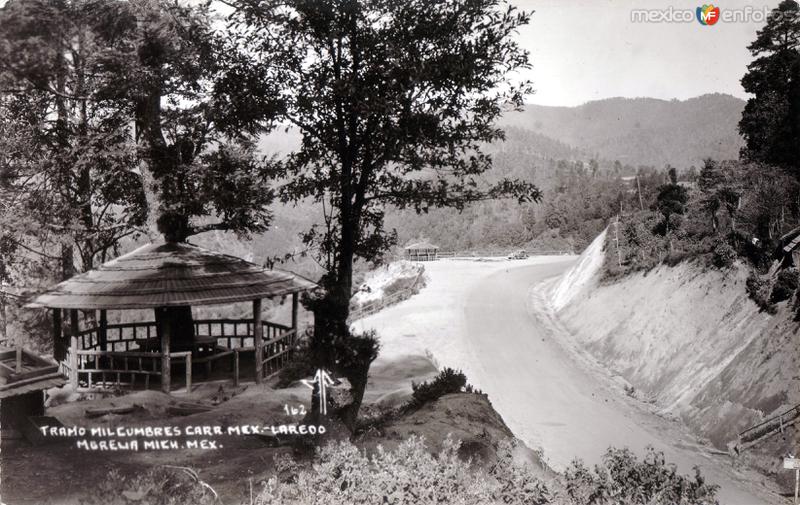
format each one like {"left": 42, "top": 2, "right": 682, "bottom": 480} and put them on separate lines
{"left": 500, "top": 93, "right": 745, "bottom": 168}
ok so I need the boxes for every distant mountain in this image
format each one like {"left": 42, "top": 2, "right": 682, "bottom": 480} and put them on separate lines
{"left": 500, "top": 94, "right": 745, "bottom": 168}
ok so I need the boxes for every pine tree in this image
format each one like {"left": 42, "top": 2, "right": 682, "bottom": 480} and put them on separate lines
{"left": 739, "top": 0, "right": 800, "bottom": 175}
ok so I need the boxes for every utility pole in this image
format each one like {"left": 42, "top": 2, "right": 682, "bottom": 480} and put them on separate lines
{"left": 636, "top": 176, "right": 644, "bottom": 211}
{"left": 614, "top": 216, "right": 622, "bottom": 267}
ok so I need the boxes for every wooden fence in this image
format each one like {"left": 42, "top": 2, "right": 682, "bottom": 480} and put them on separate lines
{"left": 61, "top": 319, "right": 300, "bottom": 393}
{"left": 436, "top": 249, "right": 574, "bottom": 258}
{"left": 62, "top": 348, "right": 192, "bottom": 392}
{"left": 734, "top": 402, "right": 800, "bottom": 452}
{"left": 349, "top": 271, "right": 424, "bottom": 322}
{"left": 76, "top": 319, "right": 290, "bottom": 353}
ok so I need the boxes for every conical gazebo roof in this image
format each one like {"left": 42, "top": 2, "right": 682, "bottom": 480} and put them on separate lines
{"left": 404, "top": 241, "right": 439, "bottom": 250}
{"left": 28, "top": 242, "right": 317, "bottom": 310}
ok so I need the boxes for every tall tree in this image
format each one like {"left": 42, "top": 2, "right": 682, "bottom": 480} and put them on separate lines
{"left": 93, "top": 0, "right": 277, "bottom": 243}
{"left": 1, "top": 0, "right": 279, "bottom": 351}
{"left": 227, "top": 0, "right": 541, "bottom": 428}
{"left": 654, "top": 167, "right": 688, "bottom": 236}
{"left": 739, "top": 0, "right": 800, "bottom": 175}
{"left": 698, "top": 158, "right": 741, "bottom": 233}
{"left": 0, "top": 0, "right": 148, "bottom": 281}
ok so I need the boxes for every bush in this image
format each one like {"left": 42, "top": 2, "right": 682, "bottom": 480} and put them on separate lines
{"left": 404, "top": 367, "right": 470, "bottom": 412}
{"left": 770, "top": 269, "right": 799, "bottom": 304}
{"left": 275, "top": 342, "right": 316, "bottom": 388}
{"left": 746, "top": 273, "right": 776, "bottom": 314}
{"left": 564, "top": 446, "right": 719, "bottom": 505}
{"left": 81, "top": 466, "right": 219, "bottom": 505}
{"left": 253, "top": 436, "right": 551, "bottom": 505}
{"left": 710, "top": 240, "right": 736, "bottom": 269}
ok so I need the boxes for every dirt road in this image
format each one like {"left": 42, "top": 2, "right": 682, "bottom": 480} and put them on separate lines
{"left": 357, "top": 258, "right": 785, "bottom": 505}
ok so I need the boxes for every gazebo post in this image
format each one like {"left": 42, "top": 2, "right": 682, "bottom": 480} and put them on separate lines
{"left": 253, "top": 298, "right": 263, "bottom": 384}
{"left": 291, "top": 293, "right": 299, "bottom": 332}
{"left": 52, "top": 309, "right": 64, "bottom": 362}
{"left": 69, "top": 309, "right": 79, "bottom": 389}
{"left": 98, "top": 310, "right": 108, "bottom": 352}
{"left": 160, "top": 308, "right": 171, "bottom": 393}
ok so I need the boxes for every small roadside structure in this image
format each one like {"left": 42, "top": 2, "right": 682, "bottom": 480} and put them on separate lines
{"left": 0, "top": 346, "right": 64, "bottom": 441}
{"left": 404, "top": 242, "right": 439, "bottom": 262}
{"left": 27, "top": 241, "right": 316, "bottom": 394}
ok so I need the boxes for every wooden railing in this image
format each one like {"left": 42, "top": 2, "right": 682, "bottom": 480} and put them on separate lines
{"left": 63, "top": 318, "right": 299, "bottom": 392}
{"left": 262, "top": 328, "right": 297, "bottom": 377}
{"left": 194, "top": 319, "right": 290, "bottom": 349}
{"left": 77, "top": 321, "right": 157, "bottom": 352}
{"left": 62, "top": 348, "right": 192, "bottom": 392}
{"left": 734, "top": 402, "right": 800, "bottom": 452}
{"left": 77, "top": 319, "right": 290, "bottom": 352}
{"left": 349, "top": 271, "right": 424, "bottom": 322}
{"left": 436, "top": 249, "right": 574, "bottom": 258}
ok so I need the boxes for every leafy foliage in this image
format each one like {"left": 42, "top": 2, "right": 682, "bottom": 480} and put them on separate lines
{"left": 739, "top": 0, "right": 800, "bottom": 175}
{"left": 80, "top": 466, "right": 219, "bottom": 505}
{"left": 746, "top": 273, "right": 777, "bottom": 314}
{"left": 606, "top": 157, "right": 800, "bottom": 281}
{"left": 563, "top": 446, "right": 719, "bottom": 505}
{"left": 770, "top": 268, "right": 800, "bottom": 303}
{"left": 224, "top": 0, "right": 541, "bottom": 428}
{"left": 403, "top": 367, "right": 474, "bottom": 413}
{"left": 710, "top": 239, "right": 736, "bottom": 269}
{"left": 253, "top": 437, "right": 719, "bottom": 505}
{"left": 653, "top": 168, "right": 689, "bottom": 235}
{"left": 254, "top": 436, "right": 551, "bottom": 505}
{"left": 0, "top": 0, "right": 149, "bottom": 279}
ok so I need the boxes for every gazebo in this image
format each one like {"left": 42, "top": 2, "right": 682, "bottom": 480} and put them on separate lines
{"left": 404, "top": 242, "right": 439, "bottom": 262}
{"left": 28, "top": 241, "right": 316, "bottom": 394}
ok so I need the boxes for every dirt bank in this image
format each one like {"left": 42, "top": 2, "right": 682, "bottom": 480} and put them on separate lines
{"left": 549, "top": 234, "right": 800, "bottom": 489}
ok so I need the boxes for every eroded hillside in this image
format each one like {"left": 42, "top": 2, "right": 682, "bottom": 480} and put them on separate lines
{"left": 550, "top": 231, "right": 800, "bottom": 460}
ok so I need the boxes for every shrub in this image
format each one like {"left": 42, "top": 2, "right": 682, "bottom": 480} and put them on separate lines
{"left": 253, "top": 436, "right": 551, "bottom": 505}
{"left": 404, "top": 367, "right": 469, "bottom": 412}
{"left": 275, "top": 342, "right": 316, "bottom": 388}
{"left": 490, "top": 439, "right": 552, "bottom": 504}
{"left": 564, "top": 446, "right": 719, "bottom": 505}
{"left": 710, "top": 240, "right": 736, "bottom": 269}
{"left": 81, "top": 466, "right": 219, "bottom": 505}
{"left": 746, "top": 273, "right": 776, "bottom": 314}
{"left": 770, "top": 269, "right": 799, "bottom": 304}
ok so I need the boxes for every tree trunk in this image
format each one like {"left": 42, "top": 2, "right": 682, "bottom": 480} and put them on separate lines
{"left": 338, "top": 364, "right": 369, "bottom": 429}
{"left": 155, "top": 306, "right": 195, "bottom": 351}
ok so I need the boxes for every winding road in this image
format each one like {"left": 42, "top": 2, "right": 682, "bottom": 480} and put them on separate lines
{"left": 357, "top": 258, "right": 785, "bottom": 505}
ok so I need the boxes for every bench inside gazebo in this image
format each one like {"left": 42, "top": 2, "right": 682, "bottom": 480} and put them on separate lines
{"left": 28, "top": 242, "right": 316, "bottom": 394}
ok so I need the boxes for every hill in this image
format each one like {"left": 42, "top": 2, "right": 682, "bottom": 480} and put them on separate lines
{"left": 501, "top": 94, "right": 745, "bottom": 168}
{"left": 241, "top": 94, "right": 748, "bottom": 257}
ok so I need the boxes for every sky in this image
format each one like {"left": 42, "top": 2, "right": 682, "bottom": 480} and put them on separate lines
{"left": 514, "top": 0, "right": 781, "bottom": 106}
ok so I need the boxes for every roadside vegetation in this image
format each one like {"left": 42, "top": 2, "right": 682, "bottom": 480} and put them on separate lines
{"left": 86, "top": 436, "right": 720, "bottom": 505}
{"left": 599, "top": 1, "right": 800, "bottom": 320}
{"left": 74, "top": 367, "right": 720, "bottom": 505}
